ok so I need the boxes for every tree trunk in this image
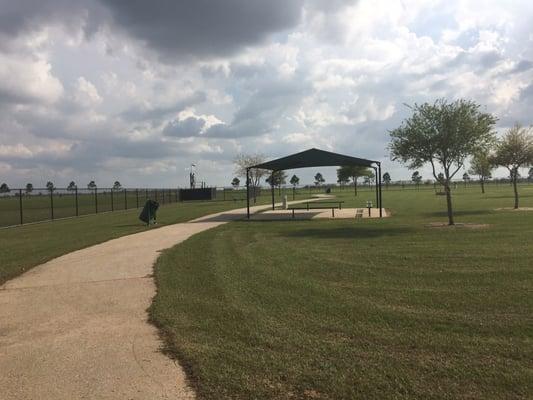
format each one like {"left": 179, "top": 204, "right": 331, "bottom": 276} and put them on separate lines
{"left": 444, "top": 181, "right": 454, "bottom": 225}
{"left": 480, "top": 179, "right": 485, "bottom": 194}
{"left": 353, "top": 179, "right": 357, "bottom": 196}
{"left": 513, "top": 170, "right": 519, "bottom": 209}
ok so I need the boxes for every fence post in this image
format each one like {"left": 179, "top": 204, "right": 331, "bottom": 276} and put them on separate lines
{"left": 111, "top": 189, "right": 114, "bottom": 211}
{"left": 95, "top": 187, "right": 98, "bottom": 214}
{"left": 124, "top": 189, "right": 128, "bottom": 210}
{"left": 75, "top": 187, "right": 79, "bottom": 216}
{"left": 50, "top": 189, "right": 54, "bottom": 220}
{"left": 19, "top": 189, "right": 23, "bottom": 225}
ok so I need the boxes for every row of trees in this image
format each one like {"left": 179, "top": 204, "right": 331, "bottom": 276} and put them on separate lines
{"left": 390, "top": 99, "right": 533, "bottom": 225}
{"left": 0, "top": 181, "right": 123, "bottom": 193}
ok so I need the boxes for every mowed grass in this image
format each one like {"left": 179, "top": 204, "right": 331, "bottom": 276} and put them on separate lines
{"left": 150, "top": 185, "right": 533, "bottom": 399}
{"left": 0, "top": 195, "right": 276, "bottom": 285}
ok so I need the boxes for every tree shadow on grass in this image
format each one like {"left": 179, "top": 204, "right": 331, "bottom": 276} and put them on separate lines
{"left": 423, "top": 209, "right": 492, "bottom": 218}
{"left": 281, "top": 225, "right": 413, "bottom": 240}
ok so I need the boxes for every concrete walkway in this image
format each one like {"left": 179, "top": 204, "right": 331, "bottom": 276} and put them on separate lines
{"left": 0, "top": 201, "right": 312, "bottom": 400}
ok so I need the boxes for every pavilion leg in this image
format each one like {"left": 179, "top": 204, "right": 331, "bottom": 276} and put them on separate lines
{"left": 246, "top": 168, "right": 250, "bottom": 219}
{"left": 271, "top": 172, "right": 275, "bottom": 210}
{"left": 378, "top": 163, "right": 383, "bottom": 218}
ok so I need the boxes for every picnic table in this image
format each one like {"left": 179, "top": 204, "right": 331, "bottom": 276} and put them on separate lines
{"left": 287, "top": 200, "right": 344, "bottom": 218}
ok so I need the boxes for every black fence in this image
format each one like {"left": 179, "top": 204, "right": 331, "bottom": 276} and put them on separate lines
{"left": 0, "top": 188, "right": 179, "bottom": 228}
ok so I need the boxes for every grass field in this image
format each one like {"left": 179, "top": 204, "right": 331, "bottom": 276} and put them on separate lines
{"left": 150, "top": 185, "right": 533, "bottom": 399}
{"left": 0, "top": 193, "right": 280, "bottom": 285}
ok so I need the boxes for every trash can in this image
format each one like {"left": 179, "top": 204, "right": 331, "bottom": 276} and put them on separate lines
{"left": 139, "top": 199, "right": 159, "bottom": 225}
{"left": 282, "top": 195, "right": 288, "bottom": 209}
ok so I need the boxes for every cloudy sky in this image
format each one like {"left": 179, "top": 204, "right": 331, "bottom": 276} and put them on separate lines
{"left": 1, "top": 0, "right": 532, "bottom": 188}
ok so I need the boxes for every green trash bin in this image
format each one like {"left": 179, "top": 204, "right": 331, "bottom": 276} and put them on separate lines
{"left": 139, "top": 200, "right": 159, "bottom": 225}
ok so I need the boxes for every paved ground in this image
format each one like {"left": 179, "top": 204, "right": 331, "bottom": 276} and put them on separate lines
{"left": 0, "top": 200, "right": 318, "bottom": 400}
{"left": 251, "top": 207, "right": 389, "bottom": 220}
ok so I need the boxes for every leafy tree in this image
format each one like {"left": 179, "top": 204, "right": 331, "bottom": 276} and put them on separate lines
{"left": 382, "top": 172, "right": 391, "bottom": 188}
{"left": 363, "top": 172, "right": 375, "bottom": 187}
{"left": 266, "top": 170, "right": 287, "bottom": 195}
{"left": 290, "top": 174, "right": 300, "bottom": 187}
{"left": 390, "top": 99, "right": 497, "bottom": 225}
{"left": 67, "top": 181, "right": 77, "bottom": 191}
{"left": 231, "top": 177, "right": 240, "bottom": 188}
{"left": 411, "top": 171, "right": 422, "bottom": 188}
{"left": 490, "top": 124, "right": 533, "bottom": 209}
{"left": 87, "top": 180, "right": 97, "bottom": 190}
{"left": 0, "top": 183, "right": 10, "bottom": 193}
{"left": 46, "top": 181, "right": 55, "bottom": 192}
{"left": 113, "top": 181, "right": 122, "bottom": 190}
{"left": 25, "top": 183, "right": 33, "bottom": 193}
{"left": 314, "top": 172, "right": 325, "bottom": 186}
{"left": 469, "top": 151, "right": 493, "bottom": 194}
{"left": 529, "top": 167, "right": 533, "bottom": 181}
{"left": 234, "top": 153, "right": 267, "bottom": 203}
{"left": 462, "top": 172, "right": 470, "bottom": 187}
{"left": 337, "top": 165, "right": 372, "bottom": 196}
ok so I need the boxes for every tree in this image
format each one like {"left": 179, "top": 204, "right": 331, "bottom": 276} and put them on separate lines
{"left": 113, "top": 181, "right": 122, "bottom": 190}
{"left": 25, "top": 183, "right": 33, "bottom": 193}
{"left": 314, "top": 172, "right": 325, "bottom": 186}
{"left": 46, "top": 181, "right": 55, "bottom": 192}
{"left": 265, "top": 170, "right": 287, "bottom": 195}
{"left": 382, "top": 172, "right": 391, "bottom": 189}
{"left": 87, "top": 180, "right": 97, "bottom": 190}
{"left": 469, "top": 151, "right": 493, "bottom": 194}
{"left": 67, "top": 181, "right": 77, "bottom": 191}
{"left": 490, "top": 124, "right": 533, "bottom": 209}
{"left": 390, "top": 99, "right": 497, "bottom": 225}
{"left": 411, "top": 171, "right": 422, "bottom": 188}
{"left": 529, "top": 167, "right": 533, "bottom": 182}
{"left": 234, "top": 153, "right": 267, "bottom": 203}
{"left": 337, "top": 165, "right": 372, "bottom": 196}
{"left": 231, "top": 177, "right": 240, "bottom": 188}
{"left": 462, "top": 172, "right": 470, "bottom": 187}
{"left": 290, "top": 174, "right": 300, "bottom": 187}
{"left": 0, "top": 183, "right": 10, "bottom": 193}
{"left": 364, "top": 171, "right": 375, "bottom": 187}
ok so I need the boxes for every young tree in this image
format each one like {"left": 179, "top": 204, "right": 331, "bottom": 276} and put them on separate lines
{"left": 390, "top": 99, "right": 497, "bottom": 225}
{"left": 25, "top": 183, "right": 33, "bottom": 193}
{"left": 469, "top": 151, "right": 493, "bottom": 194}
{"left": 46, "top": 181, "right": 55, "bottom": 192}
{"left": 411, "top": 171, "right": 422, "bottom": 189}
{"left": 337, "top": 165, "right": 372, "bottom": 196}
{"left": 87, "top": 180, "right": 97, "bottom": 190}
{"left": 234, "top": 153, "right": 267, "bottom": 203}
{"left": 382, "top": 172, "right": 391, "bottom": 189}
{"left": 462, "top": 172, "right": 470, "bottom": 188}
{"left": 314, "top": 172, "right": 325, "bottom": 186}
{"left": 490, "top": 124, "right": 533, "bottom": 209}
{"left": 231, "top": 177, "right": 240, "bottom": 188}
{"left": 0, "top": 183, "right": 10, "bottom": 193}
{"left": 290, "top": 174, "right": 300, "bottom": 187}
{"left": 265, "top": 170, "right": 288, "bottom": 195}
{"left": 67, "top": 181, "right": 77, "bottom": 191}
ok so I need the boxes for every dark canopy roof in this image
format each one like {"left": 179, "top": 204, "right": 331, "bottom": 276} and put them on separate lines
{"left": 251, "top": 148, "right": 377, "bottom": 171}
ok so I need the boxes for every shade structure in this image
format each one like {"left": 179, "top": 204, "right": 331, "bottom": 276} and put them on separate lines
{"left": 251, "top": 148, "right": 376, "bottom": 170}
{"left": 245, "top": 148, "right": 382, "bottom": 218}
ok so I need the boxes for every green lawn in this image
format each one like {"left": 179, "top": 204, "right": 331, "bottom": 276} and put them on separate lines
{"left": 150, "top": 185, "right": 533, "bottom": 399}
{"left": 0, "top": 194, "right": 278, "bottom": 285}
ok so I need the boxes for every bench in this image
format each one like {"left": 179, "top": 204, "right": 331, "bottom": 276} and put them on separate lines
{"left": 288, "top": 201, "right": 345, "bottom": 218}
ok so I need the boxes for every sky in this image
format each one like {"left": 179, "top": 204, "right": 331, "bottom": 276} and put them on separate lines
{"left": 0, "top": 0, "right": 532, "bottom": 188}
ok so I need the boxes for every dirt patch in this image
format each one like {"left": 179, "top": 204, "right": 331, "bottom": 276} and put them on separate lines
{"left": 426, "top": 222, "right": 490, "bottom": 229}
{"left": 494, "top": 207, "right": 533, "bottom": 211}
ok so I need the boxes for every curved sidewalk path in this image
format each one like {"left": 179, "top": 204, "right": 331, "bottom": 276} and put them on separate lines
{"left": 0, "top": 201, "right": 312, "bottom": 399}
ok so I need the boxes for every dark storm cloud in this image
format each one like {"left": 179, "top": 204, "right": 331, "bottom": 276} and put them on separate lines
{"left": 97, "top": 0, "right": 305, "bottom": 59}
{"left": 162, "top": 116, "right": 206, "bottom": 137}
{"left": 119, "top": 91, "right": 207, "bottom": 122}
